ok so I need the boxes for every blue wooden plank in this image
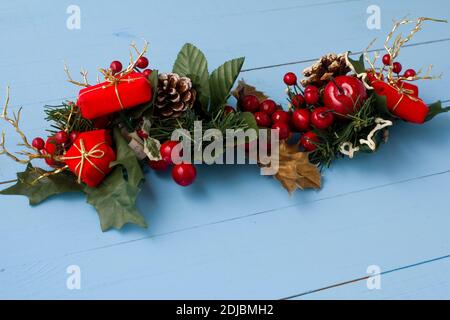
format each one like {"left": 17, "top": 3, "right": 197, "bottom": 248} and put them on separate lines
{"left": 1, "top": 0, "right": 450, "bottom": 299}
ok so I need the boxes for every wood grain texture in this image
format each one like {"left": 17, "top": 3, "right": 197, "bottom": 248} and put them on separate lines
{"left": 0, "top": 0, "right": 449, "bottom": 299}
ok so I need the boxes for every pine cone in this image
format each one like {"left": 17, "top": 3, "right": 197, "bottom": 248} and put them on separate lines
{"left": 155, "top": 73, "right": 197, "bottom": 118}
{"left": 301, "top": 53, "right": 350, "bottom": 88}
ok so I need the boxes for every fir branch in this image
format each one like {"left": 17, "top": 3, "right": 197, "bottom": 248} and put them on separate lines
{"left": 44, "top": 102, "right": 93, "bottom": 134}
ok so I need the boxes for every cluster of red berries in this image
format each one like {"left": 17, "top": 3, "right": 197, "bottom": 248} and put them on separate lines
{"left": 32, "top": 130, "right": 80, "bottom": 167}
{"left": 148, "top": 140, "right": 197, "bottom": 187}
{"left": 109, "top": 56, "right": 152, "bottom": 78}
{"left": 382, "top": 54, "right": 416, "bottom": 78}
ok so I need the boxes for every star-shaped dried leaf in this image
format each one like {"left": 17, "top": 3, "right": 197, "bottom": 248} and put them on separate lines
{"left": 232, "top": 80, "right": 269, "bottom": 104}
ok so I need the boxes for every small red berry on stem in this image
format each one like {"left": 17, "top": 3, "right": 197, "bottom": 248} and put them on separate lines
{"left": 55, "top": 131, "right": 68, "bottom": 145}
{"left": 254, "top": 111, "right": 272, "bottom": 127}
{"left": 110, "top": 61, "right": 123, "bottom": 74}
{"left": 382, "top": 54, "right": 391, "bottom": 66}
{"left": 136, "top": 57, "right": 149, "bottom": 69}
{"left": 224, "top": 105, "right": 235, "bottom": 114}
{"left": 242, "top": 95, "right": 260, "bottom": 112}
{"left": 259, "top": 99, "right": 277, "bottom": 115}
{"left": 143, "top": 69, "right": 152, "bottom": 78}
{"left": 271, "top": 110, "right": 290, "bottom": 123}
{"left": 160, "top": 141, "right": 182, "bottom": 165}
{"left": 32, "top": 137, "right": 45, "bottom": 150}
{"left": 311, "top": 107, "right": 334, "bottom": 130}
{"left": 392, "top": 62, "right": 402, "bottom": 74}
{"left": 291, "top": 94, "right": 305, "bottom": 108}
{"left": 304, "top": 90, "right": 320, "bottom": 106}
{"left": 69, "top": 131, "right": 80, "bottom": 143}
{"left": 292, "top": 109, "right": 311, "bottom": 132}
{"left": 300, "top": 131, "right": 319, "bottom": 151}
{"left": 172, "top": 163, "right": 197, "bottom": 187}
{"left": 272, "top": 121, "right": 290, "bottom": 140}
{"left": 404, "top": 69, "right": 416, "bottom": 78}
{"left": 283, "top": 72, "right": 297, "bottom": 86}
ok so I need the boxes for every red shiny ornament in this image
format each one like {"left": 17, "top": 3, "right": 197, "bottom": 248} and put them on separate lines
{"left": 254, "top": 111, "right": 272, "bottom": 127}
{"left": 283, "top": 72, "right": 297, "bottom": 86}
{"left": 160, "top": 141, "right": 182, "bottom": 165}
{"left": 242, "top": 95, "right": 260, "bottom": 112}
{"left": 311, "top": 107, "right": 334, "bottom": 130}
{"left": 323, "top": 75, "right": 367, "bottom": 116}
{"left": 259, "top": 99, "right": 277, "bottom": 115}
{"left": 224, "top": 105, "right": 235, "bottom": 114}
{"left": 32, "top": 137, "right": 45, "bottom": 150}
{"left": 110, "top": 61, "right": 123, "bottom": 74}
{"left": 149, "top": 159, "right": 170, "bottom": 172}
{"left": 136, "top": 57, "right": 149, "bottom": 69}
{"left": 272, "top": 121, "right": 290, "bottom": 140}
{"left": 271, "top": 110, "right": 290, "bottom": 123}
{"left": 172, "top": 163, "right": 197, "bottom": 187}
{"left": 300, "top": 131, "right": 319, "bottom": 151}
{"left": 291, "top": 94, "right": 305, "bottom": 108}
{"left": 392, "top": 62, "right": 402, "bottom": 74}
{"left": 55, "top": 131, "right": 68, "bottom": 144}
{"left": 291, "top": 109, "right": 311, "bottom": 132}
{"left": 143, "top": 69, "right": 152, "bottom": 77}
{"left": 404, "top": 69, "right": 416, "bottom": 78}
{"left": 382, "top": 54, "right": 391, "bottom": 66}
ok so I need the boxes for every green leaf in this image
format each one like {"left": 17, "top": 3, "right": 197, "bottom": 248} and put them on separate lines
{"left": 0, "top": 164, "right": 81, "bottom": 205}
{"left": 425, "top": 101, "right": 450, "bottom": 122}
{"left": 110, "top": 127, "right": 145, "bottom": 187}
{"left": 127, "top": 70, "right": 159, "bottom": 119}
{"left": 209, "top": 57, "right": 245, "bottom": 113}
{"left": 84, "top": 168, "right": 147, "bottom": 232}
{"left": 239, "top": 111, "right": 259, "bottom": 132}
{"left": 347, "top": 54, "right": 366, "bottom": 74}
{"left": 144, "top": 137, "right": 162, "bottom": 161}
{"left": 173, "top": 44, "right": 210, "bottom": 111}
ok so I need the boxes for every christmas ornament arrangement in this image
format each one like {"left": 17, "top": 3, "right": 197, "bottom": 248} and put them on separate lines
{"left": 0, "top": 17, "right": 449, "bottom": 231}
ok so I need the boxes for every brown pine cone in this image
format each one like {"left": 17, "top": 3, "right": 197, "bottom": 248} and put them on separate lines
{"left": 155, "top": 73, "right": 197, "bottom": 118}
{"left": 301, "top": 53, "right": 350, "bottom": 88}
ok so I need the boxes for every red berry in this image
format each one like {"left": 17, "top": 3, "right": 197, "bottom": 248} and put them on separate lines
{"left": 32, "top": 137, "right": 45, "bottom": 150}
{"left": 304, "top": 85, "right": 319, "bottom": 94}
{"left": 55, "top": 131, "right": 68, "bottom": 145}
{"left": 291, "top": 94, "right": 305, "bottom": 108}
{"left": 283, "top": 72, "right": 297, "bottom": 86}
{"left": 292, "top": 109, "right": 311, "bottom": 132}
{"left": 404, "top": 69, "right": 416, "bottom": 78}
{"left": 224, "top": 105, "right": 235, "bottom": 114}
{"left": 300, "top": 131, "right": 319, "bottom": 151}
{"left": 271, "top": 110, "right": 290, "bottom": 123}
{"left": 254, "top": 111, "right": 272, "bottom": 127}
{"left": 242, "top": 95, "right": 260, "bottom": 112}
{"left": 382, "top": 54, "right": 391, "bottom": 66}
{"left": 311, "top": 107, "right": 334, "bottom": 130}
{"left": 143, "top": 69, "right": 152, "bottom": 77}
{"left": 160, "top": 141, "right": 182, "bottom": 165}
{"left": 172, "top": 163, "right": 197, "bottom": 187}
{"left": 136, "top": 57, "right": 149, "bottom": 69}
{"left": 259, "top": 99, "right": 277, "bottom": 115}
{"left": 69, "top": 131, "right": 80, "bottom": 143}
{"left": 149, "top": 159, "right": 170, "bottom": 172}
{"left": 137, "top": 129, "right": 149, "bottom": 140}
{"left": 392, "top": 62, "right": 402, "bottom": 74}
{"left": 304, "top": 90, "right": 320, "bottom": 106}
{"left": 272, "top": 121, "right": 290, "bottom": 140}
{"left": 110, "top": 61, "right": 123, "bottom": 74}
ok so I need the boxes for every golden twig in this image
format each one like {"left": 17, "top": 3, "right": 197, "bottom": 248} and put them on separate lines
{"left": 64, "top": 62, "right": 90, "bottom": 87}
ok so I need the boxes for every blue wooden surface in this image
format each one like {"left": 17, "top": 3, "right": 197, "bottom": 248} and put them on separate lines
{"left": 0, "top": 0, "right": 450, "bottom": 299}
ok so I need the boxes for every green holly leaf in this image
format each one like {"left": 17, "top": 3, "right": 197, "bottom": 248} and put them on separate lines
{"left": 144, "top": 137, "right": 161, "bottom": 161}
{"left": 425, "top": 101, "right": 450, "bottom": 122}
{"left": 347, "top": 54, "right": 366, "bottom": 74}
{"left": 110, "top": 127, "right": 144, "bottom": 187}
{"left": 173, "top": 44, "right": 210, "bottom": 112}
{"left": 209, "top": 57, "right": 245, "bottom": 113}
{"left": 0, "top": 164, "right": 81, "bottom": 205}
{"left": 84, "top": 168, "right": 147, "bottom": 232}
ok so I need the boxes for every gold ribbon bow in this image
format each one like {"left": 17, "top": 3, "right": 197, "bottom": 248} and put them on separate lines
{"left": 62, "top": 139, "right": 106, "bottom": 183}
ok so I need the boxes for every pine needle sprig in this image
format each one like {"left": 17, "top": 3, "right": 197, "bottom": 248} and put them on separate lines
{"left": 44, "top": 102, "right": 93, "bottom": 134}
